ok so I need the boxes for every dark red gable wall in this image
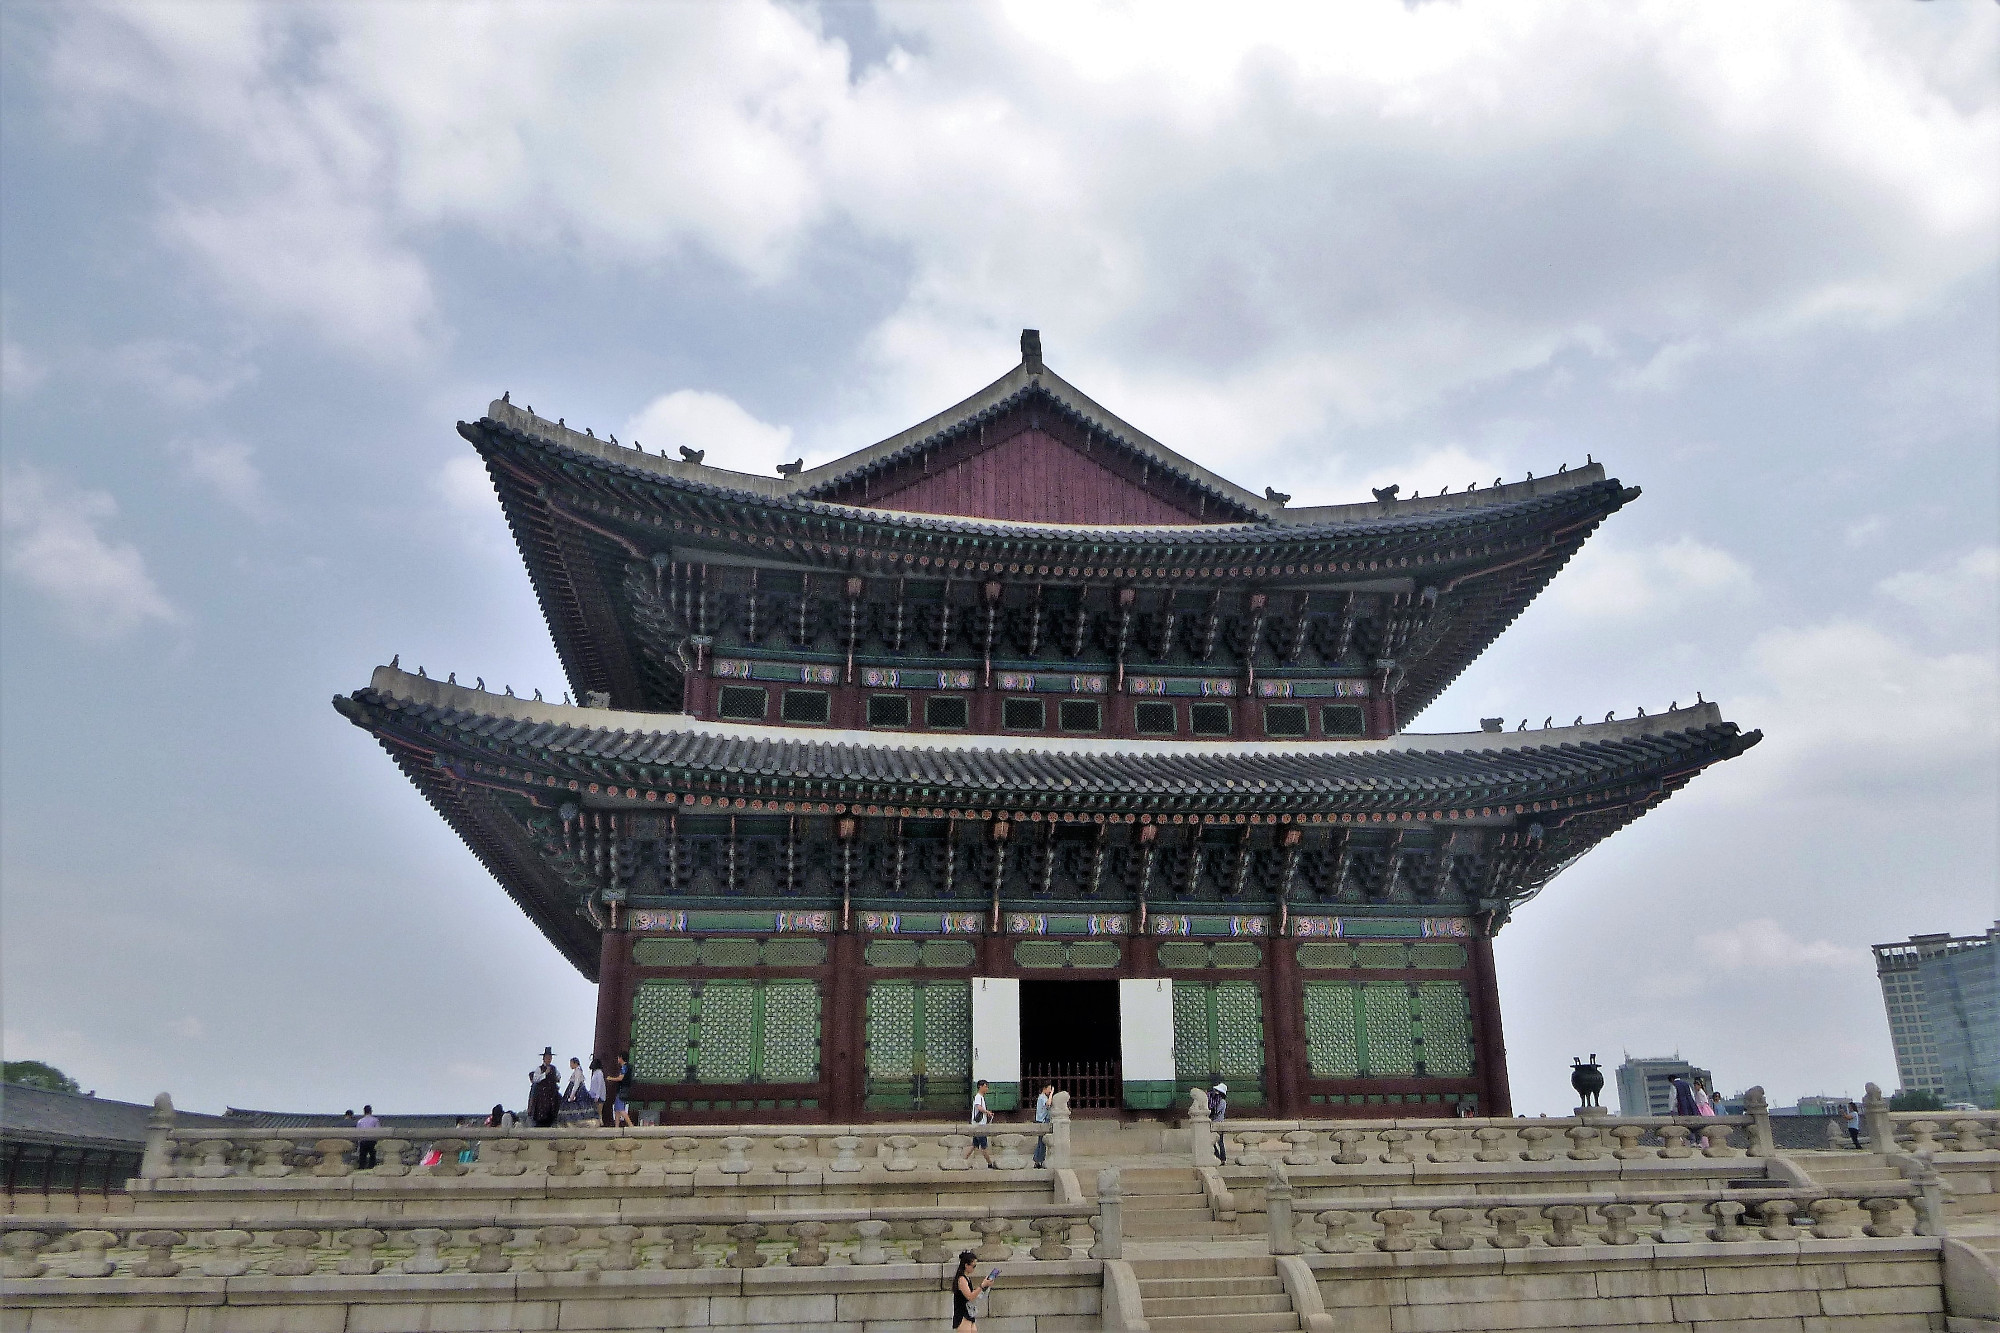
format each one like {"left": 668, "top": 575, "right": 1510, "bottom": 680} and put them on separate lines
{"left": 865, "top": 429, "right": 1208, "bottom": 525}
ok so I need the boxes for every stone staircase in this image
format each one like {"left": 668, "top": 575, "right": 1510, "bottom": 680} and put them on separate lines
{"left": 1792, "top": 1151, "right": 1909, "bottom": 1198}
{"left": 1116, "top": 1165, "right": 1238, "bottom": 1240}
{"left": 1129, "top": 1255, "right": 1302, "bottom": 1333}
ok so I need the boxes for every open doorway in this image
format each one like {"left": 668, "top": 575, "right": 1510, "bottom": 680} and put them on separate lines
{"left": 1020, "top": 979, "right": 1122, "bottom": 1111}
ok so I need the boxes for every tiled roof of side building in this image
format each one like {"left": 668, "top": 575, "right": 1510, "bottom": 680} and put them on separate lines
{"left": 1, "top": 1085, "right": 231, "bottom": 1150}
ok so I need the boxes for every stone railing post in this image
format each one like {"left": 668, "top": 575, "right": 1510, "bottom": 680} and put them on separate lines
{"left": 373, "top": 1138, "right": 411, "bottom": 1178}
{"left": 1487, "top": 1206, "right": 1531, "bottom": 1249}
{"left": 1373, "top": 1208, "right": 1417, "bottom": 1252}
{"left": 1542, "top": 1204, "right": 1584, "bottom": 1247}
{"left": 1, "top": 1231, "right": 52, "bottom": 1279}
{"left": 1315, "top": 1209, "right": 1360, "bottom": 1253}
{"left": 973, "top": 1217, "right": 1013, "bottom": 1262}
{"left": 1188, "top": 1085, "right": 1214, "bottom": 1167}
{"left": 203, "top": 1229, "right": 252, "bottom": 1278}
{"left": 1431, "top": 1207, "right": 1475, "bottom": 1250}
{"left": 726, "top": 1222, "right": 767, "bottom": 1269}
{"left": 788, "top": 1221, "right": 830, "bottom": 1266}
{"left": 884, "top": 1135, "right": 918, "bottom": 1172}
{"left": 1266, "top": 1162, "right": 1300, "bottom": 1255}
{"left": 132, "top": 1230, "right": 185, "bottom": 1278}
{"left": 1860, "top": 1198, "right": 1908, "bottom": 1238}
{"left": 662, "top": 1224, "right": 705, "bottom": 1268}
{"left": 1743, "top": 1086, "right": 1777, "bottom": 1157}
{"left": 601, "top": 1224, "right": 641, "bottom": 1271}
{"left": 402, "top": 1227, "right": 450, "bottom": 1274}
{"left": 1809, "top": 1199, "right": 1857, "bottom": 1239}
{"left": 1093, "top": 1167, "right": 1124, "bottom": 1259}
{"left": 1652, "top": 1202, "right": 1695, "bottom": 1244}
{"left": 913, "top": 1219, "right": 953, "bottom": 1264}
{"left": 1031, "top": 1216, "right": 1073, "bottom": 1260}
{"left": 772, "top": 1135, "right": 811, "bottom": 1175}
{"left": 995, "top": 1134, "right": 1030, "bottom": 1170}
{"left": 1863, "top": 1081, "right": 1893, "bottom": 1150}
{"left": 469, "top": 1226, "right": 514, "bottom": 1273}
{"left": 139, "top": 1093, "right": 176, "bottom": 1180}
{"left": 67, "top": 1230, "right": 118, "bottom": 1278}
{"left": 338, "top": 1227, "right": 387, "bottom": 1275}
{"left": 1048, "top": 1090, "right": 1073, "bottom": 1169}
{"left": 1599, "top": 1203, "right": 1641, "bottom": 1245}
{"left": 852, "top": 1219, "right": 891, "bottom": 1265}
{"left": 270, "top": 1229, "right": 320, "bottom": 1276}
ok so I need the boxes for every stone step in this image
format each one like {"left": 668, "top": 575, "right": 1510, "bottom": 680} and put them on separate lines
{"left": 1129, "top": 1255, "right": 1277, "bottom": 1279}
{"left": 1146, "top": 1292, "right": 1295, "bottom": 1319}
{"left": 1147, "top": 1312, "right": 1300, "bottom": 1333}
{"left": 1141, "top": 1276, "right": 1289, "bottom": 1301}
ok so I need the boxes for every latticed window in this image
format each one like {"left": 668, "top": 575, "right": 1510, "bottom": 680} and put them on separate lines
{"left": 1135, "top": 701, "right": 1178, "bottom": 735}
{"left": 1300, "top": 980, "right": 1474, "bottom": 1080}
{"left": 926, "top": 695, "right": 969, "bottom": 729}
{"left": 1003, "top": 697, "right": 1045, "bottom": 730}
{"left": 1321, "top": 704, "right": 1366, "bottom": 737}
{"left": 628, "top": 978, "right": 820, "bottom": 1085}
{"left": 1173, "top": 980, "right": 1265, "bottom": 1107}
{"left": 864, "top": 979, "right": 971, "bottom": 1112}
{"left": 868, "top": 693, "right": 911, "bottom": 728}
{"left": 781, "top": 689, "right": 830, "bottom": 724}
{"left": 1058, "top": 699, "right": 1102, "bottom": 732}
{"left": 717, "top": 685, "right": 767, "bottom": 721}
{"left": 1263, "top": 703, "right": 1309, "bottom": 738}
{"left": 1191, "top": 702, "right": 1233, "bottom": 736}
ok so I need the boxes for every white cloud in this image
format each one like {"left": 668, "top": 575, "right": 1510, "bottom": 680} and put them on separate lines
{"left": 0, "top": 464, "right": 179, "bottom": 638}
{"left": 1876, "top": 546, "right": 2000, "bottom": 633}
{"left": 1550, "top": 535, "right": 1755, "bottom": 619}
{"left": 622, "top": 391, "right": 794, "bottom": 476}
{"left": 2, "top": 337, "right": 46, "bottom": 397}
{"left": 166, "top": 1016, "right": 204, "bottom": 1039}
{"left": 106, "top": 339, "right": 254, "bottom": 409}
{"left": 435, "top": 455, "right": 496, "bottom": 516}
{"left": 1697, "top": 919, "right": 1870, "bottom": 972}
{"left": 170, "top": 437, "right": 273, "bottom": 520}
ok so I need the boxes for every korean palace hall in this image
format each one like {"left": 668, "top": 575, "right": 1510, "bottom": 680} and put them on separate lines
{"left": 338, "top": 331, "right": 1759, "bottom": 1122}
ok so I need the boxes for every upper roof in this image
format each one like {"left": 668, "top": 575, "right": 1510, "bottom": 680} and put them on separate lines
{"left": 0, "top": 1084, "right": 230, "bottom": 1151}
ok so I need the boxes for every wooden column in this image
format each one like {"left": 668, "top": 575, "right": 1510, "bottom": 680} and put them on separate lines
{"left": 826, "top": 932, "right": 865, "bottom": 1122}
{"left": 1471, "top": 934, "right": 1513, "bottom": 1116}
{"left": 1266, "top": 935, "right": 1304, "bottom": 1118}
{"left": 593, "top": 928, "right": 631, "bottom": 1065}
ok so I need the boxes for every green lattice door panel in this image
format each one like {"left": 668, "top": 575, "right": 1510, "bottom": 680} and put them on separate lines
{"left": 629, "top": 979, "right": 821, "bottom": 1085}
{"left": 1300, "top": 980, "right": 1474, "bottom": 1080}
{"left": 865, "top": 979, "right": 971, "bottom": 1112}
{"left": 1172, "top": 981, "right": 1265, "bottom": 1107}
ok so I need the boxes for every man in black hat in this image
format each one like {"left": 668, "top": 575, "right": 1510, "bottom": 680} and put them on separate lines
{"left": 527, "top": 1047, "right": 562, "bottom": 1128}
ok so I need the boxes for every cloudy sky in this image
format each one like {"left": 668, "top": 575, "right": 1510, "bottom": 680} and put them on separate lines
{"left": 2, "top": 1, "right": 1994, "bottom": 1119}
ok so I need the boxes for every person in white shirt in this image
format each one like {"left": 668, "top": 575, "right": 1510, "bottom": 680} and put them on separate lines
{"left": 1032, "top": 1083, "right": 1054, "bottom": 1168}
{"left": 962, "top": 1080, "right": 996, "bottom": 1168}
{"left": 354, "top": 1105, "right": 381, "bottom": 1170}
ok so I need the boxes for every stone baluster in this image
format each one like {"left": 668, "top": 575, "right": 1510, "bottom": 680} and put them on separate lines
{"left": 268, "top": 1229, "right": 320, "bottom": 1276}
{"left": 1755, "top": 1200, "right": 1800, "bottom": 1241}
{"left": 1542, "top": 1205, "right": 1584, "bottom": 1247}
{"left": 1742, "top": 1086, "right": 1777, "bottom": 1157}
{"left": 1094, "top": 1169, "right": 1124, "bottom": 1259}
{"left": 140, "top": 1093, "right": 177, "bottom": 1181}
{"left": 597, "top": 1224, "right": 640, "bottom": 1272}
{"left": 1031, "top": 1217, "right": 1073, "bottom": 1261}
{"left": 189, "top": 1139, "right": 235, "bottom": 1178}
{"left": 1826, "top": 1118, "right": 1848, "bottom": 1151}
{"left": 973, "top": 1217, "right": 1013, "bottom": 1262}
{"left": 1315, "top": 1209, "right": 1360, "bottom": 1253}
{"left": 914, "top": 1219, "right": 953, "bottom": 1264}
{"left": 1862, "top": 1082, "right": 1893, "bottom": 1150}
{"left": 1608, "top": 1125, "right": 1647, "bottom": 1159}
{"left": 1373, "top": 1208, "right": 1418, "bottom": 1252}
{"left": 401, "top": 1227, "right": 450, "bottom": 1274}
{"left": 786, "top": 1221, "right": 829, "bottom": 1266}
{"left": 203, "top": 1229, "right": 254, "bottom": 1277}
{"left": 939, "top": 1133, "right": 973, "bottom": 1170}
{"left": 1, "top": 1231, "right": 52, "bottom": 1278}
{"left": 1563, "top": 1124, "right": 1603, "bottom": 1160}
{"left": 337, "top": 1228, "right": 387, "bottom": 1275}
{"left": 532, "top": 1225, "right": 579, "bottom": 1272}
{"left": 1656, "top": 1123, "right": 1694, "bottom": 1158}
{"left": 426, "top": 1139, "right": 469, "bottom": 1177}
{"left": 885, "top": 1135, "right": 918, "bottom": 1172}
{"left": 661, "top": 1136, "right": 700, "bottom": 1175}
{"left": 1517, "top": 1125, "right": 1557, "bottom": 1161}
{"left": 1651, "top": 1202, "right": 1695, "bottom": 1244}
{"left": 1948, "top": 1119, "right": 1990, "bottom": 1152}
{"left": 1808, "top": 1199, "right": 1857, "bottom": 1239}
{"left": 1430, "top": 1207, "right": 1475, "bottom": 1250}
{"left": 726, "top": 1222, "right": 767, "bottom": 1269}
{"left": 484, "top": 1137, "right": 527, "bottom": 1176}
{"left": 67, "top": 1230, "right": 119, "bottom": 1278}
{"left": 1904, "top": 1120, "right": 1942, "bottom": 1155}
{"left": 1705, "top": 1201, "right": 1749, "bottom": 1242}
{"left": 1283, "top": 1130, "right": 1320, "bottom": 1165}
{"left": 1377, "top": 1128, "right": 1414, "bottom": 1164}
{"left": 548, "top": 1138, "right": 584, "bottom": 1177}
{"left": 830, "top": 1135, "right": 863, "bottom": 1173}
{"left": 1048, "top": 1090, "right": 1073, "bottom": 1170}
{"left": 312, "top": 1138, "right": 352, "bottom": 1177}
{"left": 662, "top": 1224, "right": 705, "bottom": 1268}
{"left": 772, "top": 1135, "right": 811, "bottom": 1175}
{"left": 1487, "top": 1206, "right": 1531, "bottom": 1249}
{"left": 852, "top": 1220, "right": 891, "bottom": 1265}
{"left": 469, "top": 1226, "right": 515, "bottom": 1273}
{"left": 1598, "top": 1203, "right": 1640, "bottom": 1245}
{"left": 1700, "top": 1123, "right": 1739, "bottom": 1157}
{"left": 1187, "top": 1084, "right": 1215, "bottom": 1168}
{"left": 132, "top": 1230, "right": 185, "bottom": 1278}
{"left": 995, "top": 1134, "right": 1030, "bottom": 1170}
{"left": 1859, "top": 1198, "right": 1907, "bottom": 1239}
{"left": 1265, "top": 1163, "right": 1299, "bottom": 1256}
{"left": 1233, "top": 1130, "right": 1269, "bottom": 1167}
{"left": 1426, "top": 1127, "right": 1467, "bottom": 1163}
{"left": 1909, "top": 1160, "right": 1948, "bottom": 1237}
{"left": 1471, "top": 1126, "right": 1510, "bottom": 1162}
{"left": 604, "top": 1138, "right": 640, "bottom": 1177}
{"left": 249, "top": 1138, "right": 293, "bottom": 1178}
{"left": 719, "top": 1136, "right": 753, "bottom": 1176}
{"left": 1331, "top": 1128, "right": 1370, "bottom": 1164}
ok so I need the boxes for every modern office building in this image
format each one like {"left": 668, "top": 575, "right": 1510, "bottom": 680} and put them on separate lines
{"left": 1614, "top": 1055, "right": 1714, "bottom": 1117}
{"left": 1873, "top": 924, "right": 1999, "bottom": 1106}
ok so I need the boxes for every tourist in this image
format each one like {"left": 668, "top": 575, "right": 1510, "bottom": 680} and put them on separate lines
{"left": 1032, "top": 1082, "right": 1055, "bottom": 1167}
{"left": 611, "top": 1051, "right": 634, "bottom": 1127}
{"left": 1210, "top": 1082, "right": 1229, "bottom": 1162}
{"left": 1692, "top": 1079, "right": 1716, "bottom": 1117}
{"left": 963, "top": 1079, "right": 996, "bottom": 1168}
{"left": 588, "top": 1056, "right": 607, "bottom": 1127}
{"left": 1671, "top": 1074, "right": 1699, "bottom": 1117}
{"left": 354, "top": 1105, "right": 381, "bottom": 1170}
{"left": 528, "top": 1048, "right": 562, "bottom": 1128}
{"left": 600, "top": 1052, "right": 623, "bottom": 1128}
{"left": 563, "top": 1057, "right": 592, "bottom": 1121}
{"left": 486, "top": 1104, "right": 506, "bottom": 1129}
{"left": 1844, "top": 1102, "right": 1864, "bottom": 1149}
{"left": 951, "top": 1250, "right": 993, "bottom": 1330}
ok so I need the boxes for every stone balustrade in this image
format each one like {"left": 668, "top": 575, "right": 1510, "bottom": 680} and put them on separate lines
{"left": 1211, "top": 1113, "right": 1760, "bottom": 1167}
{"left": 0, "top": 1198, "right": 1099, "bottom": 1280}
{"left": 143, "top": 1119, "right": 1057, "bottom": 1185}
{"left": 1887, "top": 1111, "right": 1999, "bottom": 1155}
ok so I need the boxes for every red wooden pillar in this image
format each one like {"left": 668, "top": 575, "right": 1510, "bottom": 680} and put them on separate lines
{"left": 826, "top": 932, "right": 865, "bottom": 1122}
{"left": 593, "top": 927, "right": 631, "bottom": 1065}
{"left": 1470, "top": 934, "right": 1513, "bottom": 1116}
{"left": 1266, "top": 936, "right": 1304, "bottom": 1118}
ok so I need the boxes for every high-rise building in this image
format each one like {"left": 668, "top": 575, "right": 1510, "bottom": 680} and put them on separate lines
{"left": 1873, "top": 924, "right": 1999, "bottom": 1106}
{"left": 1614, "top": 1056, "right": 1713, "bottom": 1117}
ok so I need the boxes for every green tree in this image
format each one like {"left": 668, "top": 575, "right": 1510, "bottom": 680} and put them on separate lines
{"left": 1888, "top": 1088, "right": 1943, "bottom": 1112}
{"left": 2, "top": 1060, "right": 81, "bottom": 1094}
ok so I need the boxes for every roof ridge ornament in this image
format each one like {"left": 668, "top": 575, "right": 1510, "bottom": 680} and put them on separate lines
{"left": 1021, "top": 328, "right": 1044, "bottom": 375}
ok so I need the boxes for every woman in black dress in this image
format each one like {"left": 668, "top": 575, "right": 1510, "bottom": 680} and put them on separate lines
{"left": 951, "top": 1250, "right": 991, "bottom": 1330}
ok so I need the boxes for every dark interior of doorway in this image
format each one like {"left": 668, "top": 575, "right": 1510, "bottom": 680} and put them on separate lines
{"left": 1020, "top": 979, "right": 1121, "bottom": 1111}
